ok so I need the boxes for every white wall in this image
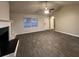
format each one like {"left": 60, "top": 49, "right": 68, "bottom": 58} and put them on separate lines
{"left": 0, "top": 2, "right": 9, "bottom": 20}
{"left": 55, "top": 5, "right": 79, "bottom": 37}
{"left": 11, "top": 13, "right": 50, "bottom": 39}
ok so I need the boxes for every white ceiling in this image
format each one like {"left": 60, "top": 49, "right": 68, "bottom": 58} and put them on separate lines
{"left": 10, "top": 1, "right": 79, "bottom": 15}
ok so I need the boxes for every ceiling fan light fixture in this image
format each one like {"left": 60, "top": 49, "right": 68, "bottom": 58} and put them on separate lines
{"left": 44, "top": 1, "right": 49, "bottom": 14}
{"left": 44, "top": 7, "right": 49, "bottom": 14}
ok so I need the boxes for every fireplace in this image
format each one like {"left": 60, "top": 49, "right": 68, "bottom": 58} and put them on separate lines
{"left": 0, "top": 26, "right": 10, "bottom": 56}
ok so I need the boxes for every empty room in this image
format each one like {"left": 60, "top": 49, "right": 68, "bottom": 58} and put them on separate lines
{"left": 0, "top": 1, "right": 79, "bottom": 57}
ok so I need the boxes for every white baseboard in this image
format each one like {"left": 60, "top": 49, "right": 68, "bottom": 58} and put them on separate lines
{"left": 55, "top": 30, "right": 79, "bottom": 38}
{"left": 14, "top": 40, "right": 19, "bottom": 56}
{"left": 17, "top": 29, "right": 50, "bottom": 35}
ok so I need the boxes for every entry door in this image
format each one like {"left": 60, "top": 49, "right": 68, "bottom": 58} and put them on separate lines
{"left": 49, "top": 16, "right": 54, "bottom": 29}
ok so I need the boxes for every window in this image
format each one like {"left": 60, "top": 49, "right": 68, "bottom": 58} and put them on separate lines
{"left": 24, "top": 17, "right": 38, "bottom": 28}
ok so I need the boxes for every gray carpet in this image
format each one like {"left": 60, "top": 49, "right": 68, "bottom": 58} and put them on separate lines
{"left": 16, "top": 30, "right": 79, "bottom": 57}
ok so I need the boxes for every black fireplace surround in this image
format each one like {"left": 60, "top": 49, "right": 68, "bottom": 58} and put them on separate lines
{"left": 0, "top": 26, "right": 18, "bottom": 57}
{"left": 0, "top": 27, "right": 10, "bottom": 56}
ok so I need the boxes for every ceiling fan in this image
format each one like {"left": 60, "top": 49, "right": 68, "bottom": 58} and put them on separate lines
{"left": 44, "top": 1, "right": 55, "bottom": 14}
{"left": 35, "top": 1, "right": 55, "bottom": 15}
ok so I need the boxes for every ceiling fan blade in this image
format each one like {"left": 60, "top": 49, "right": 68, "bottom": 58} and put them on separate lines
{"left": 50, "top": 9, "right": 54, "bottom": 10}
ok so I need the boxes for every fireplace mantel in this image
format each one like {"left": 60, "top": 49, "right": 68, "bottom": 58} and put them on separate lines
{"left": 0, "top": 19, "right": 10, "bottom": 22}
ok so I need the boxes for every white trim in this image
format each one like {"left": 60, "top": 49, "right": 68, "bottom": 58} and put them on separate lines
{"left": 14, "top": 40, "right": 19, "bottom": 56}
{"left": 55, "top": 30, "right": 79, "bottom": 38}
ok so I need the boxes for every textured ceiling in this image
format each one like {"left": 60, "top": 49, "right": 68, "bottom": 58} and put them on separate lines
{"left": 10, "top": 1, "right": 79, "bottom": 15}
